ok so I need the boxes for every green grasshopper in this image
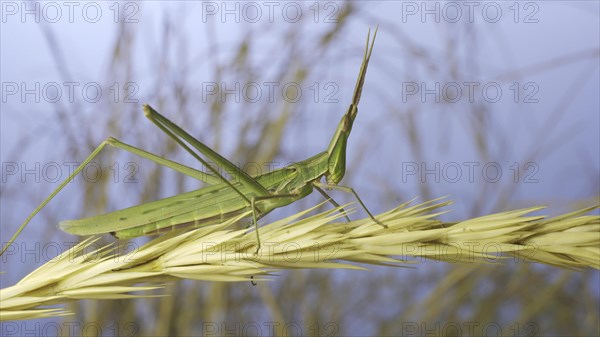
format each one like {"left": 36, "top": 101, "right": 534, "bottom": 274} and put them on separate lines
{"left": 1, "top": 28, "right": 383, "bottom": 256}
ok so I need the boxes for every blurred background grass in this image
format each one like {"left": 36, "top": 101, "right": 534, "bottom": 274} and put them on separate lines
{"left": 1, "top": 1, "right": 599, "bottom": 336}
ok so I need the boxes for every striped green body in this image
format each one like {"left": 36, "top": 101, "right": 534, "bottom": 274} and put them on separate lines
{"left": 60, "top": 152, "right": 329, "bottom": 238}
{"left": 55, "top": 28, "right": 378, "bottom": 241}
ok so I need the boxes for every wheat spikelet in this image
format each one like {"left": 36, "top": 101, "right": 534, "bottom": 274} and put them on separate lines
{"left": 1, "top": 199, "right": 598, "bottom": 320}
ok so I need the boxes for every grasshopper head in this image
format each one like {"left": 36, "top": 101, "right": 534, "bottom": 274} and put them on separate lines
{"left": 325, "top": 27, "right": 376, "bottom": 185}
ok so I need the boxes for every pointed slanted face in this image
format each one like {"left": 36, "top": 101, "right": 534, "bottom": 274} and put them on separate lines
{"left": 324, "top": 27, "right": 377, "bottom": 186}
{"left": 325, "top": 104, "right": 357, "bottom": 185}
